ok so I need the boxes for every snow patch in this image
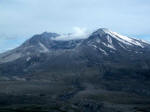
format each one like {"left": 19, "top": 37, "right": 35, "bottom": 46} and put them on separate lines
{"left": 90, "top": 44, "right": 108, "bottom": 55}
{"left": 91, "top": 44, "right": 97, "bottom": 48}
{"left": 108, "top": 31, "right": 145, "bottom": 48}
{"left": 102, "top": 42, "right": 116, "bottom": 50}
{"left": 98, "top": 48, "right": 108, "bottom": 55}
{"left": 39, "top": 42, "right": 49, "bottom": 52}
{"left": 118, "top": 43, "right": 127, "bottom": 49}
{"left": 139, "top": 39, "right": 150, "bottom": 44}
{"left": 101, "top": 29, "right": 148, "bottom": 48}
{"left": 26, "top": 57, "right": 31, "bottom": 61}
{"left": 107, "top": 35, "right": 112, "bottom": 44}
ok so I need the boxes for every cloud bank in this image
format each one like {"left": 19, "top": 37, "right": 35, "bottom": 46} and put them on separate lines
{"left": 53, "top": 27, "right": 90, "bottom": 40}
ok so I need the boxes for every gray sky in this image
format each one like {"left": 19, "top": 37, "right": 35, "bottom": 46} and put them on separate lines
{"left": 0, "top": 0, "right": 150, "bottom": 52}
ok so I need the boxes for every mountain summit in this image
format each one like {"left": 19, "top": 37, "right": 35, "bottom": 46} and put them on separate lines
{"left": 0, "top": 28, "right": 150, "bottom": 85}
{"left": 0, "top": 28, "right": 150, "bottom": 111}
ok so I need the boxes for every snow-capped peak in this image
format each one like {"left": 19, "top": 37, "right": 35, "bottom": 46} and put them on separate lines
{"left": 94, "top": 28, "right": 149, "bottom": 48}
{"left": 109, "top": 31, "right": 144, "bottom": 47}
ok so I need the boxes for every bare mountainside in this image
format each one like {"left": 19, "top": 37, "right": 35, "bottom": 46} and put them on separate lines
{"left": 0, "top": 28, "right": 150, "bottom": 112}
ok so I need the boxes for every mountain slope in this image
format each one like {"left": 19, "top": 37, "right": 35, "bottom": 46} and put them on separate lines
{"left": 0, "top": 28, "right": 150, "bottom": 76}
{"left": 1, "top": 28, "right": 150, "bottom": 112}
{"left": 84, "top": 28, "right": 150, "bottom": 55}
{"left": 0, "top": 28, "right": 150, "bottom": 63}
{"left": 0, "top": 28, "right": 150, "bottom": 95}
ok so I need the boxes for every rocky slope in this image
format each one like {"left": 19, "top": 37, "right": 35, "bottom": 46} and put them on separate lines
{"left": 0, "top": 28, "right": 150, "bottom": 79}
{"left": 0, "top": 28, "right": 150, "bottom": 112}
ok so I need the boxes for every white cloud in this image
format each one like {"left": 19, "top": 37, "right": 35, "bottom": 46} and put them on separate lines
{"left": 53, "top": 27, "right": 90, "bottom": 40}
{"left": 73, "top": 27, "right": 87, "bottom": 36}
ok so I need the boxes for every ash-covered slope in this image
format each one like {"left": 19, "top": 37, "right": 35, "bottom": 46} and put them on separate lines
{"left": 1, "top": 28, "right": 150, "bottom": 112}
{"left": 0, "top": 28, "right": 150, "bottom": 63}
{"left": 0, "top": 28, "right": 150, "bottom": 104}
{"left": 0, "top": 28, "right": 150, "bottom": 82}
{"left": 0, "top": 32, "right": 82, "bottom": 64}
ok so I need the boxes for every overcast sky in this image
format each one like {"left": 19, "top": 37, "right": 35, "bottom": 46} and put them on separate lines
{"left": 0, "top": 0, "right": 150, "bottom": 52}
